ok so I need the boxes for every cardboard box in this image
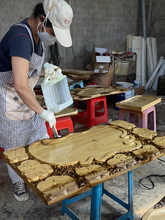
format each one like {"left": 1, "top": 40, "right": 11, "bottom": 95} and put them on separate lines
{"left": 89, "top": 65, "right": 114, "bottom": 86}
{"left": 113, "top": 60, "right": 129, "bottom": 75}
{"left": 90, "top": 47, "right": 111, "bottom": 74}
{"left": 133, "top": 86, "right": 145, "bottom": 95}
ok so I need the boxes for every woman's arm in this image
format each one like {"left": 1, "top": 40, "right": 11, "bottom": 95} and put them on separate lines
{"left": 11, "top": 56, "right": 43, "bottom": 115}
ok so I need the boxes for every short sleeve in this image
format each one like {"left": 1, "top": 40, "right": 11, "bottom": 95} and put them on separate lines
{"left": 8, "top": 26, "right": 33, "bottom": 61}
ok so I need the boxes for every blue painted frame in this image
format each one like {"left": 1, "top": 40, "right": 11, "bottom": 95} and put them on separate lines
{"left": 62, "top": 170, "right": 133, "bottom": 220}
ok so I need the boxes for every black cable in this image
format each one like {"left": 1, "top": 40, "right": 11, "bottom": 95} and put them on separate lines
{"left": 138, "top": 158, "right": 165, "bottom": 190}
{"left": 158, "top": 158, "right": 165, "bottom": 163}
{"left": 138, "top": 174, "right": 165, "bottom": 190}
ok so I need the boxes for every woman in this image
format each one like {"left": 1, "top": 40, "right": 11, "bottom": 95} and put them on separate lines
{"left": 0, "top": 0, "right": 73, "bottom": 201}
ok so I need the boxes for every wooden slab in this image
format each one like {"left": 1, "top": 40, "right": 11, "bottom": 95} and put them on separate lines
{"left": 2, "top": 121, "right": 165, "bottom": 206}
{"left": 36, "top": 95, "right": 45, "bottom": 107}
{"left": 66, "top": 74, "right": 90, "bottom": 81}
{"left": 115, "top": 95, "right": 161, "bottom": 112}
{"left": 71, "top": 86, "right": 127, "bottom": 101}
{"left": 35, "top": 95, "right": 78, "bottom": 118}
{"left": 28, "top": 125, "right": 142, "bottom": 166}
{"left": 62, "top": 69, "right": 94, "bottom": 76}
{"left": 54, "top": 107, "right": 78, "bottom": 118}
{"left": 39, "top": 69, "right": 93, "bottom": 78}
{"left": 142, "top": 206, "right": 165, "bottom": 220}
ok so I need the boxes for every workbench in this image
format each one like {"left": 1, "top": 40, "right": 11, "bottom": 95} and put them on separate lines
{"left": 62, "top": 69, "right": 94, "bottom": 81}
{"left": 70, "top": 86, "right": 127, "bottom": 101}
{"left": 70, "top": 86, "right": 128, "bottom": 128}
{"left": 2, "top": 120, "right": 165, "bottom": 219}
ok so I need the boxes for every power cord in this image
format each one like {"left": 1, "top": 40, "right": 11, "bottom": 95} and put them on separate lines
{"left": 138, "top": 174, "right": 165, "bottom": 190}
{"left": 158, "top": 158, "right": 165, "bottom": 163}
{"left": 138, "top": 158, "right": 165, "bottom": 190}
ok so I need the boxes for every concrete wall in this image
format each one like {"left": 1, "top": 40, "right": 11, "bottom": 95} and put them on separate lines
{"left": 0, "top": 0, "right": 164, "bottom": 70}
{"left": 145, "top": 0, "right": 165, "bottom": 59}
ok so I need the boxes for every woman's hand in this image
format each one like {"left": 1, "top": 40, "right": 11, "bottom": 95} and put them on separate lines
{"left": 39, "top": 109, "right": 56, "bottom": 128}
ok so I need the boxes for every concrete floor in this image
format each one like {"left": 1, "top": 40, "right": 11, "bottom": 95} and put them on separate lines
{"left": 1, "top": 92, "right": 165, "bottom": 220}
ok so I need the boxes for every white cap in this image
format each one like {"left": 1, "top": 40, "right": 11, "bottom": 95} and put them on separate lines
{"left": 43, "top": 0, "right": 73, "bottom": 47}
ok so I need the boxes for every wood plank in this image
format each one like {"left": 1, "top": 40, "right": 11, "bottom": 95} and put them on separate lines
{"left": 2, "top": 150, "right": 165, "bottom": 206}
{"left": 2, "top": 121, "right": 165, "bottom": 206}
{"left": 62, "top": 69, "right": 94, "bottom": 76}
{"left": 36, "top": 94, "right": 77, "bottom": 118}
{"left": 66, "top": 74, "right": 90, "bottom": 81}
{"left": 116, "top": 95, "right": 161, "bottom": 111}
{"left": 54, "top": 107, "right": 78, "bottom": 118}
{"left": 71, "top": 86, "right": 127, "bottom": 100}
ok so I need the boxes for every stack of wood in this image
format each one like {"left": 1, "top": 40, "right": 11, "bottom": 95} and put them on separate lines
{"left": 62, "top": 69, "right": 94, "bottom": 81}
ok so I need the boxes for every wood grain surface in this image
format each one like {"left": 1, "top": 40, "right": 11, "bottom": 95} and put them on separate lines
{"left": 66, "top": 74, "right": 90, "bottom": 81}
{"left": 35, "top": 95, "right": 78, "bottom": 118}
{"left": 71, "top": 86, "right": 127, "bottom": 100}
{"left": 2, "top": 121, "right": 165, "bottom": 206}
{"left": 115, "top": 95, "right": 161, "bottom": 111}
{"left": 62, "top": 69, "right": 94, "bottom": 76}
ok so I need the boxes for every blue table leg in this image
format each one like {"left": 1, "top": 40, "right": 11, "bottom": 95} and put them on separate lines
{"left": 90, "top": 183, "right": 103, "bottom": 220}
{"left": 62, "top": 190, "right": 92, "bottom": 219}
{"left": 114, "top": 170, "right": 134, "bottom": 220}
{"left": 62, "top": 171, "right": 133, "bottom": 220}
{"left": 128, "top": 170, "right": 134, "bottom": 220}
{"left": 102, "top": 170, "right": 134, "bottom": 220}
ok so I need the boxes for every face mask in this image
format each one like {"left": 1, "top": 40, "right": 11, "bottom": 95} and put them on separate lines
{"left": 37, "top": 22, "right": 57, "bottom": 46}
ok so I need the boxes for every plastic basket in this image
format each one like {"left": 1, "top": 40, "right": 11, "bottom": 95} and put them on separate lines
{"left": 41, "top": 75, "right": 73, "bottom": 113}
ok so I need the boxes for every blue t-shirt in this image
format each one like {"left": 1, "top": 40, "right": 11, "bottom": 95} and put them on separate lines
{"left": 0, "top": 19, "right": 43, "bottom": 72}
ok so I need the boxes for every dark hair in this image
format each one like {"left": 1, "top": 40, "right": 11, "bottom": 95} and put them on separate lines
{"left": 32, "top": 3, "right": 52, "bottom": 28}
{"left": 49, "top": 43, "right": 61, "bottom": 66}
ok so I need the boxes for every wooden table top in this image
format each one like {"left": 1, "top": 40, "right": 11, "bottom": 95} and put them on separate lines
{"left": 62, "top": 69, "right": 94, "bottom": 76}
{"left": 66, "top": 74, "right": 90, "bottom": 81}
{"left": 71, "top": 86, "right": 127, "bottom": 101}
{"left": 2, "top": 120, "right": 165, "bottom": 206}
{"left": 115, "top": 95, "right": 161, "bottom": 111}
{"left": 40, "top": 69, "right": 94, "bottom": 81}
{"left": 36, "top": 94, "right": 77, "bottom": 118}
{"left": 54, "top": 107, "right": 78, "bottom": 118}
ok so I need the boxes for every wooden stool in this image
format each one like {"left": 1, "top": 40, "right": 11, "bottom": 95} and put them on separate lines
{"left": 46, "top": 117, "right": 74, "bottom": 138}
{"left": 116, "top": 95, "right": 161, "bottom": 131}
{"left": 73, "top": 96, "right": 108, "bottom": 128}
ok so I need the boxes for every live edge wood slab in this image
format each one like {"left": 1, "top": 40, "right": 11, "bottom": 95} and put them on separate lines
{"left": 70, "top": 86, "right": 127, "bottom": 101}
{"left": 115, "top": 95, "right": 161, "bottom": 112}
{"left": 2, "top": 120, "right": 165, "bottom": 206}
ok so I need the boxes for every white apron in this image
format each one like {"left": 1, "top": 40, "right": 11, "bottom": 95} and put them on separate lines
{"left": 0, "top": 24, "right": 47, "bottom": 149}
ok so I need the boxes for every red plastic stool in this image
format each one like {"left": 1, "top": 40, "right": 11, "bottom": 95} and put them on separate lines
{"left": 0, "top": 147, "right": 4, "bottom": 159}
{"left": 118, "top": 105, "right": 156, "bottom": 131}
{"left": 73, "top": 96, "right": 108, "bottom": 128}
{"left": 45, "top": 116, "right": 74, "bottom": 138}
